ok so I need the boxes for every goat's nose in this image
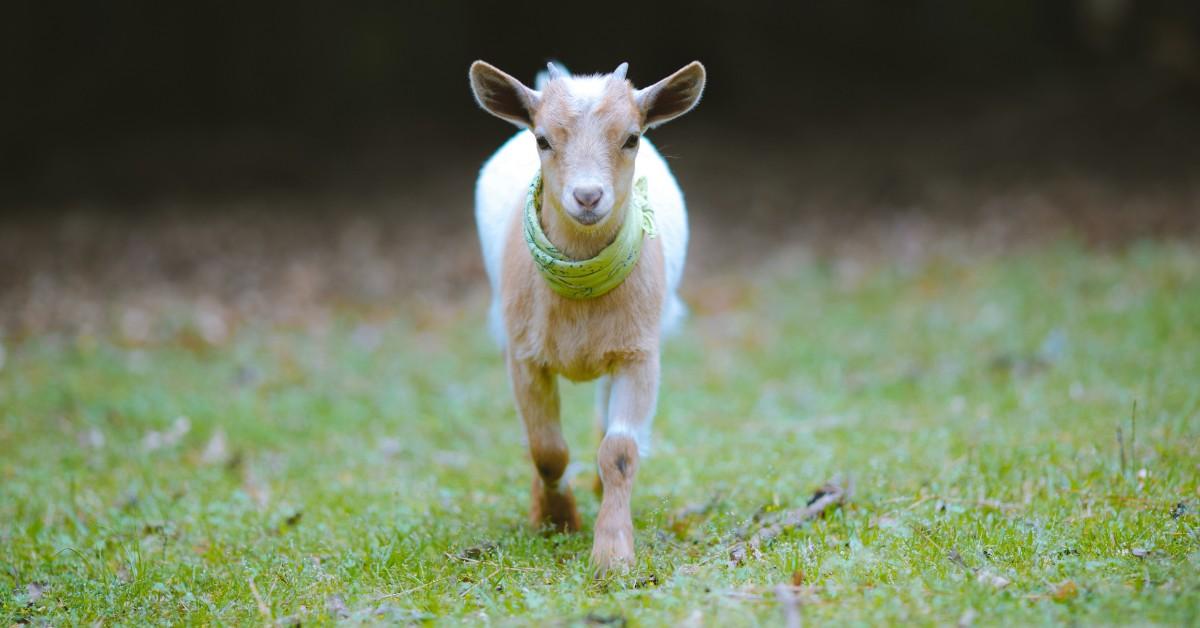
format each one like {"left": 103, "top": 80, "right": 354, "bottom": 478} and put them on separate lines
{"left": 573, "top": 186, "right": 603, "bottom": 210}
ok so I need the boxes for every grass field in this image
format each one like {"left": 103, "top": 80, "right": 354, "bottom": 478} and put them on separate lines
{"left": 2, "top": 234, "right": 1198, "bottom": 625}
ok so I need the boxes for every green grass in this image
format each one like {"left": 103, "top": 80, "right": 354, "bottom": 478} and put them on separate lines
{"left": 2, "top": 241, "right": 1198, "bottom": 625}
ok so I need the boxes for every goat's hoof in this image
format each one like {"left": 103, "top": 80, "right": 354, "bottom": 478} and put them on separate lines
{"left": 530, "top": 480, "right": 582, "bottom": 533}
{"left": 590, "top": 525, "right": 635, "bottom": 576}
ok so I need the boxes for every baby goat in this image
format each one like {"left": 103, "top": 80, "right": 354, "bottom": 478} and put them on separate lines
{"left": 469, "top": 60, "right": 705, "bottom": 573}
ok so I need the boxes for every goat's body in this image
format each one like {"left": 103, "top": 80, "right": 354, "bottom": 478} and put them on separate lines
{"left": 475, "top": 131, "right": 688, "bottom": 348}
{"left": 468, "top": 59, "right": 703, "bottom": 573}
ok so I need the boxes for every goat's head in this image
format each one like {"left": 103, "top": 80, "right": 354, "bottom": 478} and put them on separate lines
{"left": 470, "top": 60, "right": 705, "bottom": 227}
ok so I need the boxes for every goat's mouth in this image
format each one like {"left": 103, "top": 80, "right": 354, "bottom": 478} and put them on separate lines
{"left": 571, "top": 210, "right": 606, "bottom": 226}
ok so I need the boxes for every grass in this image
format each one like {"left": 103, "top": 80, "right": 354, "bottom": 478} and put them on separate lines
{"left": 2, "top": 239, "right": 1198, "bottom": 625}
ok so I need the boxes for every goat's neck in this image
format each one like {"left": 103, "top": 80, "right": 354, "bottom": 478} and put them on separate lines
{"left": 540, "top": 194, "right": 629, "bottom": 260}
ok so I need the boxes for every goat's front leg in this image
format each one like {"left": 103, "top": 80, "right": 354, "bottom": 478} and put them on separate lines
{"left": 592, "top": 375, "right": 613, "bottom": 497}
{"left": 592, "top": 351, "right": 659, "bottom": 574}
{"left": 508, "top": 352, "right": 581, "bottom": 533}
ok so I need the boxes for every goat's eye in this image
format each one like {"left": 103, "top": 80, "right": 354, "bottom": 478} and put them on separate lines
{"left": 536, "top": 136, "right": 551, "bottom": 151}
{"left": 622, "top": 134, "right": 640, "bottom": 150}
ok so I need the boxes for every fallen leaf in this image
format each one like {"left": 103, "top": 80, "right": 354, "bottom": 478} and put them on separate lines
{"left": 1130, "top": 547, "right": 1150, "bottom": 558}
{"left": 791, "top": 570, "right": 805, "bottom": 587}
{"left": 1052, "top": 580, "right": 1078, "bottom": 602}
{"left": 635, "top": 574, "right": 660, "bottom": 589}
{"left": 456, "top": 542, "right": 496, "bottom": 560}
{"left": 274, "top": 510, "right": 303, "bottom": 533}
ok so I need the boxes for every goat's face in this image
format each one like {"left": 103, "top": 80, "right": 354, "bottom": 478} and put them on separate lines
{"left": 534, "top": 71, "right": 638, "bottom": 225}
{"left": 470, "top": 60, "right": 705, "bottom": 229}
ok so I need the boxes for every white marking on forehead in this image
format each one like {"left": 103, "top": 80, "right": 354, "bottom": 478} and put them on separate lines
{"left": 563, "top": 76, "right": 613, "bottom": 113}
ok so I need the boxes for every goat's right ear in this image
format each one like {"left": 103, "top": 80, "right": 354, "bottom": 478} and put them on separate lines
{"left": 635, "top": 61, "right": 706, "bottom": 130}
{"left": 470, "top": 61, "right": 540, "bottom": 128}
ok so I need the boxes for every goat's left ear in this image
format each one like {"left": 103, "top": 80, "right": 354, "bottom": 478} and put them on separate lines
{"left": 469, "top": 60, "right": 540, "bottom": 128}
{"left": 635, "top": 61, "right": 706, "bottom": 130}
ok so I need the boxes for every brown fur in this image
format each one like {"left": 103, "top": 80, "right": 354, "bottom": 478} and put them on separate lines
{"left": 502, "top": 205, "right": 665, "bottom": 381}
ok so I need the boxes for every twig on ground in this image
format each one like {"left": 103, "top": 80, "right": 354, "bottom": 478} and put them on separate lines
{"left": 460, "top": 566, "right": 503, "bottom": 597}
{"left": 716, "top": 585, "right": 821, "bottom": 604}
{"left": 775, "top": 582, "right": 803, "bottom": 628}
{"left": 900, "top": 495, "right": 1021, "bottom": 513}
{"left": 1066, "top": 490, "right": 1171, "bottom": 505}
{"left": 443, "top": 552, "right": 541, "bottom": 573}
{"left": 248, "top": 576, "right": 271, "bottom": 622}
{"left": 1130, "top": 400, "right": 1138, "bottom": 469}
{"left": 729, "top": 478, "right": 851, "bottom": 565}
{"left": 670, "top": 492, "right": 725, "bottom": 523}
{"left": 376, "top": 574, "right": 457, "bottom": 600}
{"left": 942, "top": 545, "right": 1010, "bottom": 589}
{"left": 1117, "top": 425, "right": 1127, "bottom": 477}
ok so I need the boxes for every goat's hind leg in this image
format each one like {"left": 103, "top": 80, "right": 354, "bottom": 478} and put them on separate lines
{"left": 508, "top": 353, "right": 581, "bottom": 533}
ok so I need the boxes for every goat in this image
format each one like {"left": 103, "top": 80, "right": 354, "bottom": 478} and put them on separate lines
{"left": 469, "top": 59, "right": 704, "bottom": 573}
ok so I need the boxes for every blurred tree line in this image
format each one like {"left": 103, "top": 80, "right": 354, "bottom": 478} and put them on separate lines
{"left": 2, "top": 0, "right": 1196, "bottom": 203}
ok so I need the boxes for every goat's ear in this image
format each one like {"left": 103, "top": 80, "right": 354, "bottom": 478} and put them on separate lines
{"left": 470, "top": 61, "right": 540, "bottom": 128}
{"left": 636, "top": 61, "right": 706, "bottom": 130}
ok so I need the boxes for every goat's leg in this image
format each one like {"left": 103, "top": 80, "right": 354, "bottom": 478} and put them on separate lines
{"left": 508, "top": 352, "right": 580, "bottom": 533}
{"left": 592, "top": 351, "right": 659, "bottom": 573}
{"left": 592, "top": 375, "right": 613, "bottom": 497}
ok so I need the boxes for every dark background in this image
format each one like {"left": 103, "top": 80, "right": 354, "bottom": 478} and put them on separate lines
{"left": 5, "top": 0, "right": 1200, "bottom": 206}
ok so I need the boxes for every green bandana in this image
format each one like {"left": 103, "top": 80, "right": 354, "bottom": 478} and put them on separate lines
{"left": 523, "top": 171, "right": 656, "bottom": 299}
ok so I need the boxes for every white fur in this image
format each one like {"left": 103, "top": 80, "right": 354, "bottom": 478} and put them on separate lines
{"left": 561, "top": 76, "right": 610, "bottom": 113}
{"left": 604, "top": 364, "right": 659, "bottom": 455}
{"left": 474, "top": 130, "right": 689, "bottom": 346}
{"left": 592, "top": 375, "right": 653, "bottom": 455}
